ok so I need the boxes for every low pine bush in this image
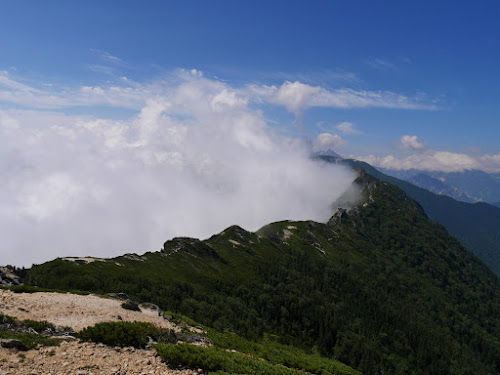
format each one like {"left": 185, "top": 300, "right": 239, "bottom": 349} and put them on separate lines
{"left": 155, "top": 343, "right": 306, "bottom": 375}
{"left": 23, "top": 319, "right": 55, "bottom": 332}
{"left": 77, "top": 321, "right": 160, "bottom": 348}
{"left": 0, "top": 331, "right": 62, "bottom": 349}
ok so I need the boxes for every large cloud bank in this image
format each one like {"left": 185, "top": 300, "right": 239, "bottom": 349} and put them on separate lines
{"left": 0, "top": 73, "right": 358, "bottom": 267}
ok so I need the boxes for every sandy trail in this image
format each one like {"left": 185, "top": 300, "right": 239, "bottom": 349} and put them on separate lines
{"left": 0, "top": 289, "right": 176, "bottom": 332}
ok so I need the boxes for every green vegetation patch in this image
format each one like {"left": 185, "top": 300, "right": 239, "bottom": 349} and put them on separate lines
{"left": 151, "top": 315, "right": 359, "bottom": 375}
{"left": 0, "top": 331, "right": 62, "bottom": 350}
{"left": 0, "top": 312, "right": 17, "bottom": 324}
{"left": 156, "top": 343, "right": 307, "bottom": 375}
{"left": 22, "top": 319, "right": 55, "bottom": 332}
{"left": 77, "top": 321, "right": 161, "bottom": 348}
{"left": 205, "top": 331, "right": 360, "bottom": 375}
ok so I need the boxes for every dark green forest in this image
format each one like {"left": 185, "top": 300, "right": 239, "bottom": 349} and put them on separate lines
{"left": 327, "top": 156, "right": 500, "bottom": 277}
{"left": 26, "top": 172, "right": 500, "bottom": 374}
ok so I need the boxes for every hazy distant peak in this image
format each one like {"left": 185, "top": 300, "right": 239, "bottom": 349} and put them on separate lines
{"left": 312, "top": 149, "right": 343, "bottom": 159}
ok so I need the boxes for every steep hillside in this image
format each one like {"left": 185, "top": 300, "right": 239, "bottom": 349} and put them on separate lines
{"left": 26, "top": 171, "right": 500, "bottom": 374}
{"left": 320, "top": 156, "right": 500, "bottom": 277}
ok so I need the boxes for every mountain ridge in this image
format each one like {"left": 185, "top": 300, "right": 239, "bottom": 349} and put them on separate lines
{"left": 23, "top": 170, "right": 500, "bottom": 374}
{"left": 317, "top": 156, "right": 500, "bottom": 277}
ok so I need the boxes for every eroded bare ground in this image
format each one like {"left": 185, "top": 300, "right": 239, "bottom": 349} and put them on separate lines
{"left": 0, "top": 290, "right": 201, "bottom": 375}
{"left": 0, "top": 289, "right": 176, "bottom": 332}
{"left": 0, "top": 340, "right": 202, "bottom": 375}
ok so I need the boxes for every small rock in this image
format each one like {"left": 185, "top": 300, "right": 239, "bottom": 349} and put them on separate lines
{"left": 107, "top": 292, "right": 129, "bottom": 300}
{"left": 139, "top": 302, "right": 160, "bottom": 311}
{"left": 120, "top": 300, "right": 140, "bottom": 312}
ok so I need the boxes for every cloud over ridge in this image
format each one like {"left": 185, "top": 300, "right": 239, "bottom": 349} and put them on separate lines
{"left": 0, "top": 72, "right": 357, "bottom": 267}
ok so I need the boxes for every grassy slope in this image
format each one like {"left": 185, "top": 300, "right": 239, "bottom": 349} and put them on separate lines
{"left": 26, "top": 172, "right": 500, "bottom": 374}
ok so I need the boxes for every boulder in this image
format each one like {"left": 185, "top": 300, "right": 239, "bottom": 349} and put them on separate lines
{"left": 120, "top": 300, "right": 140, "bottom": 312}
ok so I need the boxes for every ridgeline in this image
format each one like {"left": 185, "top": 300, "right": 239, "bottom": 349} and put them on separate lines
{"left": 25, "top": 171, "right": 500, "bottom": 374}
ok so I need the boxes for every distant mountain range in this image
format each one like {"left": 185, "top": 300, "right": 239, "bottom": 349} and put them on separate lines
{"left": 380, "top": 168, "right": 500, "bottom": 204}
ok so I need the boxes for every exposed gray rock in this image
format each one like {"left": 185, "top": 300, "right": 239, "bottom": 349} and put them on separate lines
{"left": 139, "top": 302, "right": 161, "bottom": 314}
{"left": 120, "top": 300, "right": 140, "bottom": 312}
{"left": 0, "top": 266, "right": 21, "bottom": 287}
{"left": 107, "top": 292, "right": 129, "bottom": 300}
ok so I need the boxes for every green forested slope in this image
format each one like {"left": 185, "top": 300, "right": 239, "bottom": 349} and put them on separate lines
{"left": 26, "top": 172, "right": 500, "bottom": 374}
{"left": 322, "top": 156, "right": 500, "bottom": 277}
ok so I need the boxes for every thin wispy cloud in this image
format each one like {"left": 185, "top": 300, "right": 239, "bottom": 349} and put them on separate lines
{"left": 366, "top": 58, "right": 396, "bottom": 70}
{"left": 0, "top": 71, "right": 439, "bottom": 115}
{"left": 0, "top": 70, "right": 151, "bottom": 109}
{"left": 265, "top": 69, "right": 360, "bottom": 85}
{"left": 87, "top": 64, "right": 117, "bottom": 76}
{"left": 250, "top": 81, "right": 438, "bottom": 117}
{"left": 90, "top": 49, "right": 123, "bottom": 64}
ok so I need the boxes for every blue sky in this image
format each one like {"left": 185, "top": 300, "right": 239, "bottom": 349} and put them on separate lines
{"left": 2, "top": 1, "right": 500, "bottom": 265}
{"left": 1, "top": 0, "right": 499, "bottom": 170}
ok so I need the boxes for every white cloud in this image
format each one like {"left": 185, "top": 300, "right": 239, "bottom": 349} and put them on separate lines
{"left": 352, "top": 134, "right": 500, "bottom": 173}
{"left": 356, "top": 150, "right": 494, "bottom": 173}
{"left": 479, "top": 154, "right": 500, "bottom": 172}
{"left": 0, "top": 70, "right": 438, "bottom": 116}
{"left": 254, "top": 81, "right": 437, "bottom": 116}
{"left": 336, "top": 121, "right": 360, "bottom": 135}
{"left": 399, "top": 135, "right": 427, "bottom": 152}
{"left": 273, "top": 81, "right": 322, "bottom": 114}
{"left": 0, "top": 75, "right": 357, "bottom": 267}
{"left": 313, "top": 133, "right": 346, "bottom": 152}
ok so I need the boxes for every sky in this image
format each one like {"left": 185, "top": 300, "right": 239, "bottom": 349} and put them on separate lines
{"left": 1, "top": 1, "right": 499, "bottom": 265}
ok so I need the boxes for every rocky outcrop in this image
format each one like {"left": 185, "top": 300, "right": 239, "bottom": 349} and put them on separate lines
{"left": 121, "top": 299, "right": 141, "bottom": 312}
{"left": 162, "top": 237, "right": 229, "bottom": 264}
{"left": 0, "top": 267, "right": 21, "bottom": 287}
